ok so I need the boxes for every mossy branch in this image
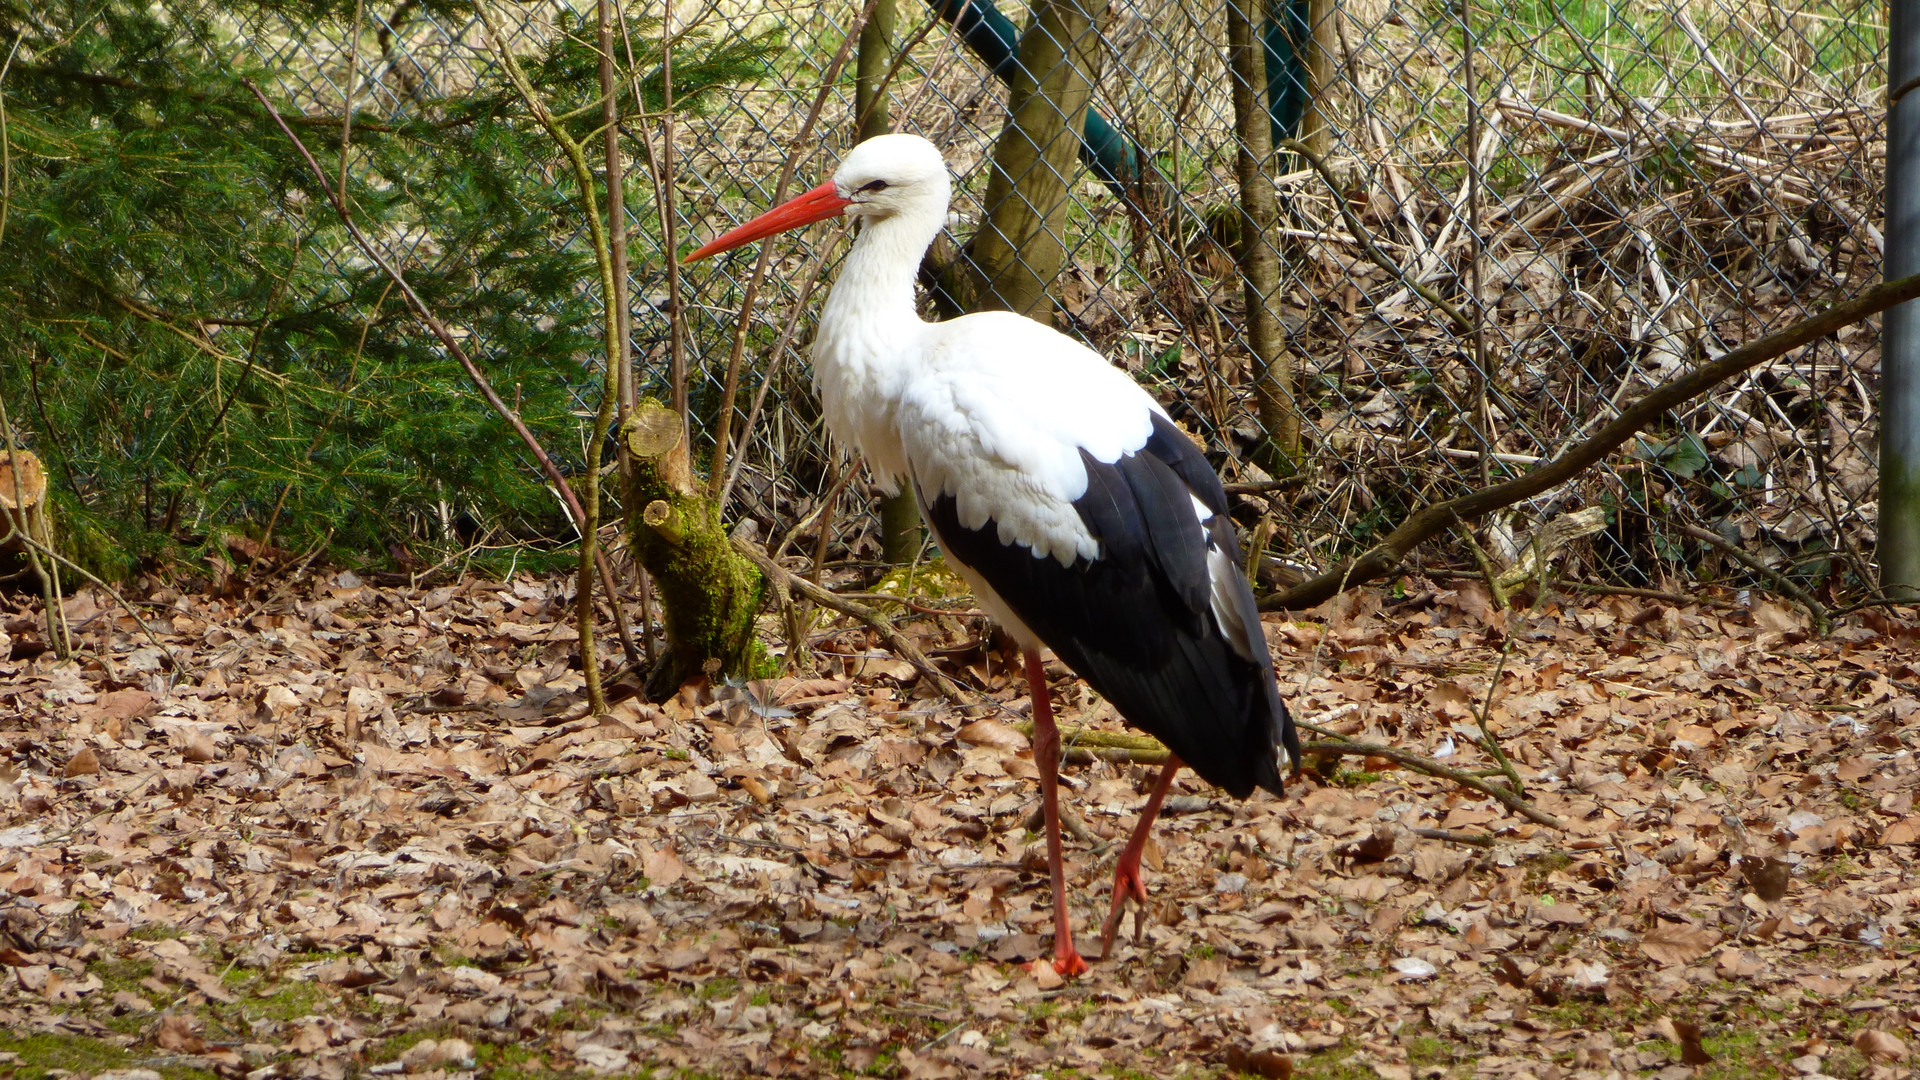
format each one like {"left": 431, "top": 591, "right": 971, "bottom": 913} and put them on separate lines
{"left": 1004, "top": 716, "right": 1567, "bottom": 831}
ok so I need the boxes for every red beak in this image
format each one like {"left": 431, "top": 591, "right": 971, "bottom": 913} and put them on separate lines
{"left": 683, "top": 181, "right": 851, "bottom": 263}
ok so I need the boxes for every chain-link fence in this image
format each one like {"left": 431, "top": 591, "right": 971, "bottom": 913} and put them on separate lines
{"left": 257, "top": 0, "right": 1888, "bottom": 597}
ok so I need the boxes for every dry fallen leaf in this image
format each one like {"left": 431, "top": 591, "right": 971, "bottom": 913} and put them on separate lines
{"left": 955, "top": 718, "right": 1029, "bottom": 751}
{"left": 1740, "top": 854, "right": 1791, "bottom": 902}
{"left": 643, "top": 844, "right": 686, "bottom": 886}
{"left": 1672, "top": 1019, "right": 1712, "bottom": 1066}
{"left": 179, "top": 732, "right": 221, "bottom": 763}
{"left": 1641, "top": 924, "right": 1721, "bottom": 965}
{"left": 1878, "top": 815, "right": 1920, "bottom": 846}
{"left": 1854, "top": 1028, "right": 1908, "bottom": 1063}
{"left": 1224, "top": 1045, "right": 1294, "bottom": 1078}
{"left": 154, "top": 1013, "right": 205, "bottom": 1053}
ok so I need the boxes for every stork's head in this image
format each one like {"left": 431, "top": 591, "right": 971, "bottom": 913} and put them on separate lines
{"left": 684, "top": 133, "right": 950, "bottom": 262}
{"left": 831, "top": 133, "right": 951, "bottom": 223}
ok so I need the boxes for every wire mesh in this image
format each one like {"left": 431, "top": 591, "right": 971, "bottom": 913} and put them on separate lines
{"left": 254, "top": 0, "right": 1889, "bottom": 596}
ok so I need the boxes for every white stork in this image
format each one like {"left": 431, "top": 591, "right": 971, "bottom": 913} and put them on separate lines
{"left": 686, "top": 133, "right": 1299, "bottom": 976}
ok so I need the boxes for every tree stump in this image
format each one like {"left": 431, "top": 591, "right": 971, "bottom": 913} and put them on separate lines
{"left": 0, "top": 451, "right": 55, "bottom": 581}
{"left": 623, "top": 399, "right": 765, "bottom": 698}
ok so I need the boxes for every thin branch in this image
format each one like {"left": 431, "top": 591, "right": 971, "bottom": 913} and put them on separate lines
{"left": 660, "top": 0, "right": 685, "bottom": 420}
{"left": 716, "top": 224, "right": 837, "bottom": 509}
{"left": 867, "top": 3, "right": 943, "bottom": 126}
{"left": 0, "top": 512, "right": 171, "bottom": 664}
{"left": 1461, "top": 0, "right": 1493, "bottom": 486}
{"left": 598, "top": 0, "right": 634, "bottom": 419}
{"left": 1223, "top": 475, "right": 1307, "bottom": 496}
{"left": 1411, "top": 827, "right": 1498, "bottom": 848}
{"left": 0, "top": 32, "right": 22, "bottom": 249}
{"left": 468, "top": 6, "right": 629, "bottom": 713}
{"left": 1681, "top": 523, "right": 1831, "bottom": 634}
{"left": 706, "top": 0, "right": 872, "bottom": 500}
{"left": 0, "top": 398, "right": 65, "bottom": 658}
{"left": 246, "top": 80, "right": 587, "bottom": 528}
{"left": 1261, "top": 270, "right": 1920, "bottom": 611}
{"left": 731, "top": 538, "right": 969, "bottom": 705}
{"left": 1006, "top": 716, "right": 1565, "bottom": 830}
{"left": 1299, "top": 731, "right": 1566, "bottom": 830}
{"left": 340, "top": 0, "right": 362, "bottom": 219}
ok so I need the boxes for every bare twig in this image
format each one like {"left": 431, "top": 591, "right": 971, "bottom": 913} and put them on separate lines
{"left": 1300, "top": 731, "right": 1565, "bottom": 830}
{"left": 469, "top": 5, "right": 626, "bottom": 714}
{"left": 706, "top": 0, "right": 873, "bottom": 501}
{"left": 246, "top": 80, "right": 634, "bottom": 708}
{"left": 1279, "top": 137, "right": 1471, "bottom": 333}
{"left": 1460, "top": 0, "right": 1493, "bottom": 486}
{"left": 0, "top": 513, "right": 171, "bottom": 665}
{"left": 598, "top": 0, "right": 634, "bottom": 419}
{"left": 1011, "top": 721, "right": 1169, "bottom": 761}
{"left": 1411, "top": 827, "right": 1498, "bottom": 848}
{"left": 0, "top": 397, "right": 66, "bottom": 658}
{"left": 716, "top": 227, "right": 837, "bottom": 510}
{"left": 0, "top": 32, "right": 21, "bottom": 248}
{"left": 1005, "top": 716, "right": 1563, "bottom": 830}
{"left": 246, "top": 81, "right": 585, "bottom": 557}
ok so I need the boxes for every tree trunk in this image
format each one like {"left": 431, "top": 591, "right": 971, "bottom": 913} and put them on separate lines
{"left": 855, "top": 0, "right": 895, "bottom": 140}
{"left": 624, "top": 399, "right": 765, "bottom": 698}
{"left": 955, "top": 0, "right": 1107, "bottom": 320}
{"left": 1299, "top": 0, "right": 1334, "bottom": 158}
{"left": 1228, "top": 0, "right": 1300, "bottom": 467}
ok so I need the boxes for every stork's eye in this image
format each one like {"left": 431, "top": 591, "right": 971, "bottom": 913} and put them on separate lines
{"left": 858, "top": 180, "right": 889, "bottom": 193}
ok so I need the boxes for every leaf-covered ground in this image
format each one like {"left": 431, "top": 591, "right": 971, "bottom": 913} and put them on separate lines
{"left": 1, "top": 570, "right": 1917, "bottom": 1080}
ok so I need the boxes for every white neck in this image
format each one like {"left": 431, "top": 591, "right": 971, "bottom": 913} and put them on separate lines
{"left": 818, "top": 199, "right": 945, "bottom": 341}
{"left": 810, "top": 192, "right": 949, "bottom": 483}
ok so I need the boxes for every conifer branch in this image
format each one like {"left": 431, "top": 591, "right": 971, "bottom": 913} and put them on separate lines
{"left": 247, "top": 78, "right": 634, "bottom": 712}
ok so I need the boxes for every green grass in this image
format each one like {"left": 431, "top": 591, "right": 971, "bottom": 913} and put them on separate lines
{"left": 1807, "top": 854, "right": 1860, "bottom": 885}
{"left": 1480, "top": 0, "right": 1882, "bottom": 108}
{"left": 0, "top": 1032, "right": 219, "bottom": 1080}
{"left": 1289, "top": 1044, "right": 1374, "bottom": 1080}
{"left": 233, "top": 977, "right": 328, "bottom": 1023}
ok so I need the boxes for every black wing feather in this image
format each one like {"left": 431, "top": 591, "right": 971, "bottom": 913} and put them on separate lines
{"left": 924, "top": 413, "right": 1295, "bottom": 798}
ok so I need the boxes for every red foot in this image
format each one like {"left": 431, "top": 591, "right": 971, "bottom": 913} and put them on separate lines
{"left": 1100, "top": 860, "right": 1152, "bottom": 957}
{"left": 1027, "top": 946, "right": 1089, "bottom": 978}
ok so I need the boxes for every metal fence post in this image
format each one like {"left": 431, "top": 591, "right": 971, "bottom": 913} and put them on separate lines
{"left": 1883, "top": 0, "right": 1920, "bottom": 597}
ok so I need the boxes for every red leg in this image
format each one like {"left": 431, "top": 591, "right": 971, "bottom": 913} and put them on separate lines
{"left": 1024, "top": 650, "right": 1089, "bottom": 978}
{"left": 1099, "top": 758, "right": 1181, "bottom": 958}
